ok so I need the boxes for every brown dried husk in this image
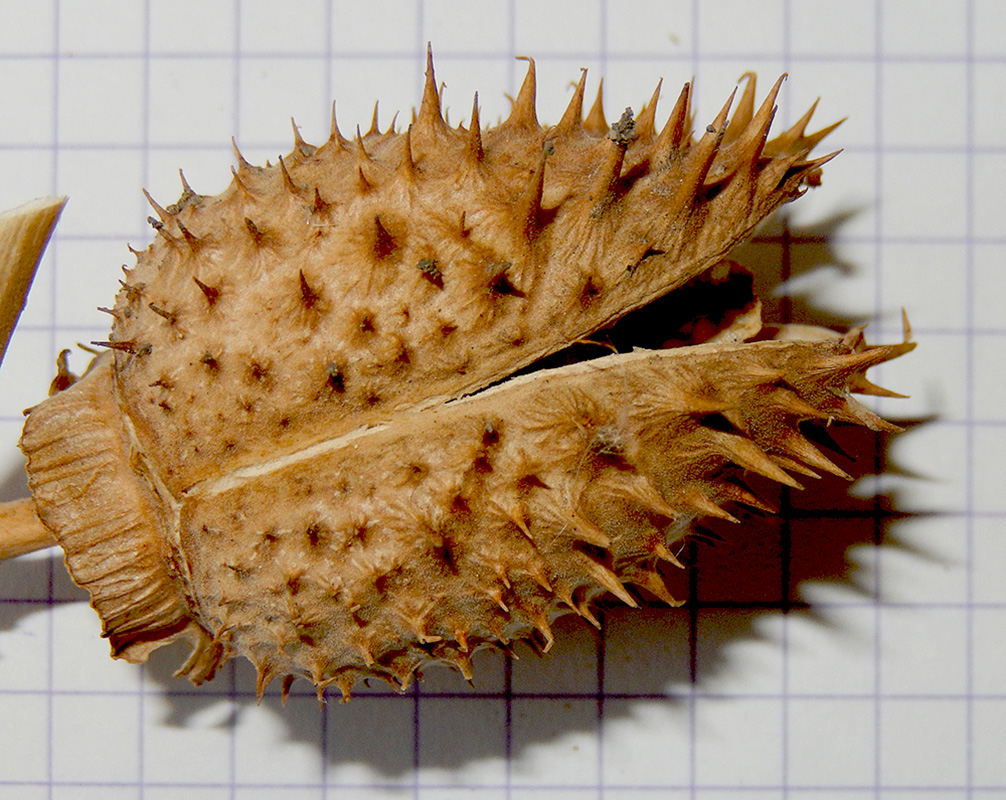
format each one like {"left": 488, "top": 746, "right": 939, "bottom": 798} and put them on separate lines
{"left": 20, "top": 51, "right": 911, "bottom": 701}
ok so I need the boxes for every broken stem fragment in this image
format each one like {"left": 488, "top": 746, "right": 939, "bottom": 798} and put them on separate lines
{"left": 0, "top": 498, "right": 56, "bottom": 561}
{"left": 0, "top": 196, "right": 67, "bottom": 369}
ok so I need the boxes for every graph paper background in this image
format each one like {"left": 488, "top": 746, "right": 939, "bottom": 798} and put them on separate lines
{"left": 1, "top": 1, "right": 1003, "bottom": 797}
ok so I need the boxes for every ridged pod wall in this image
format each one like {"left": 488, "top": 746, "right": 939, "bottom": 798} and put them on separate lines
{"left": 19, "top": 49, "right": 913, "bottom": 701}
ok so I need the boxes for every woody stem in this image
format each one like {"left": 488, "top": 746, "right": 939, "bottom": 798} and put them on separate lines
{"left": 0, "top": 498, "right": 56, "bottom": 561}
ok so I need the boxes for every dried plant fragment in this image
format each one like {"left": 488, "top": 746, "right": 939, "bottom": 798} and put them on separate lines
{"left": 11, "top": 52, "right": 914, "bottom": 700}
{"left": 0, "top": 196, "right": 66, "bottom": 368}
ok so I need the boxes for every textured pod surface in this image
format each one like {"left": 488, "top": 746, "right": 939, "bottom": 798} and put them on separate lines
{"left": 19, "top": 52, "right": 911, "bottom": 699}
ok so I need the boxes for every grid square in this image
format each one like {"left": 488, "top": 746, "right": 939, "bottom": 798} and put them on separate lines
{"left": 786, "top": 607, "right": 877, "bottom": 696}
{"left": 148, "top": 0, "right": 235, "bottom": 54}
{"left": 787, "top": 515, "right": 881, "bottom": 604}
{"left": 879, "top": 606, "right": 968, "bottom": 696}
{"left": 419, "top": 790, "right": 507, "bottom": 800}
{"left": 880, "top": 152, "right": 968, "bottom": 240}
{"left": 601, "top": 700, "right": 692, "bottom": 786}
{"left": 326, "top": 697, "right": 415, "bottom": 784}
{"left": 973, "top": 607, "right": 1006, "bottom": 695}
{"left": 693, "top": 522, "right": 783, "bottom": 604}
{"left": 879, "top": 242, "right": 968, "bottom": 332}
{"left": 606, "top": 0, "right": 693, "bottom": 56}
{"left": 51, "top": 693, "right": 140, "bottom": 783}
{"left": 695, "top": 611, "right": 786, "bottom": 696}
{"left": 0, "top": 692, "right": 50, "bottom": 782}
{"left": 232, "top": 695, "right": 324, "bottom": 785}
{"left": 239, "top": 0, "right": 330, "bottom": 54}
{"left": 693, "top": 698, "right": 784, "bottom": 786}
{"left": 974, "top": 334, "right": 1006, "bottom": 421}
{"left": 141, "top": 693, "right": 235, "bottom": 785}
{"left": 0, "top": 545, "right": 52, "bottom": 612}
{"left": 331, "top": 0, "right": 418, "bottom": 54}
{"left": 695, "top": 0, "right": 785, "bottom": 57}
{"left": 876, "top": 516, "right": 968, "bottom": 606}
{"left": 974, "top": 63, "right": 1006, "bottom": 148}
{"left": 973, "top": 515, "right": 1006, "bottom": 604}
{"left": 56, "top": 59, "right": 145, "bottom": 145}
{"left": 237, "top": 57, "right": 331, "bottom": 145}
{"left": 882, "top": 63, "right": 967, "bottom": 148}
{"left": 335, "top": 790, "right": 410, "bottom": 800}
{"left": 509, "top": 698, "right": 599, "bottom": 786}
{"left": 973, "top": 698, "right": 1006, "bottom": 785}
{"left": 51, "top": 602, "right": 141, "bottom": 692}
{"left": 513, "top": 0, "right": 602, "bottom": 56}
{"left": 51, "top": 149, "right": 145, "bottom": 238}
{"left": 0, "top": 0, "right": 54, "bottom": 54}
{"left": 973, "top": 244, "right": 1006, "bottom": 331}
{"left": 59, "top": 0, "right": 144, "bottom": 54}
{"left": 975, "top": 0, "right": 1006, "bottom": 55}
{"left": 0, "top": 59, "right": 55, "bottom": 147}
{"left": 880, "top": 698, "right": 968, "bottom": 786}
{"left": 878, "top": 423, "right": 968, "bottom": 514}
{"left": 973, "top": 153, "right": 1006, "bottom": 241}
{"left": 0, "top": 149, "right": 57, "bottom": 212}
{"left": 788, "top": 698, "right": 875, "bottom": 786}
{"left": 509, "top": 614, "right": 599, "bottom": 695}
{"left": 765, "top": 241, "right": 883, "bottom": 328}
{"left": 973, "top": 425, "right": 1006, "bottom": 513}
{"left": 851, "top": 794, "right": 969, "bottom": 800}
{"left": 790, "top": 0, "right": 877, "bottom": 58}
{"left": 880, "top": 0, "right": 968, "bottom": 56}
{"left": 423, "top": 1, "right": 511, "bottom": 55}
{"left": 603, "top": 607, "right": 691, "bottom": 695}
{"left": 417, "top": 697, "right": 507, "bottom": 785}
{"left": 148, "top": 58, "right": 237, "bottom": 146}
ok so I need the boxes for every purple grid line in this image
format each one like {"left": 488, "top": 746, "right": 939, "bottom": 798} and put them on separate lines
{"left": 4, "top": 50, "right": 1006, "bottom": 65}
{"left": 45, "top": 4, "right": 60, "bottom": 798}
{"left": 872, "top": 2, "right": 886, "bottom": 794}
{"left": 964, "top": 0, "right": 977, "bottom": 795}
{"left": 504, "top": 8, "right": 516, "bottom": 798}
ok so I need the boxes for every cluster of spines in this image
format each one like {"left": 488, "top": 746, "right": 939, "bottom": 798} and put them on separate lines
{"left": 82, "top": 50, "right": 873, "bottom": 699}
{"left": 179, "top": 331, "right": 912, "bottom": 703}
{"left": 107, "top": 45, "right": 837, "bottom": 405}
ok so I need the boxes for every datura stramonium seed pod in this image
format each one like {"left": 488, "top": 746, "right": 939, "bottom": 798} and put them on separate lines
{"left": 15, "top": 49, "right": 914, "bottom": 702}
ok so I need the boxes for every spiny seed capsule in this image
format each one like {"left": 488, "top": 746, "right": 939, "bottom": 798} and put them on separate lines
{"left": 14, "top": 48, "right": 911, "bottom": 703}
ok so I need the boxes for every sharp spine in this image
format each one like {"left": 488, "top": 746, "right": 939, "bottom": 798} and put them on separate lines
{"left": 555, "top": 69, "right": 588, "bottom": 135}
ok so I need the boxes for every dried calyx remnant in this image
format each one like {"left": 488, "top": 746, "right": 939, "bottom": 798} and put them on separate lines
{"left": 16, "top": 48, "right": 913, "bottom": 702}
